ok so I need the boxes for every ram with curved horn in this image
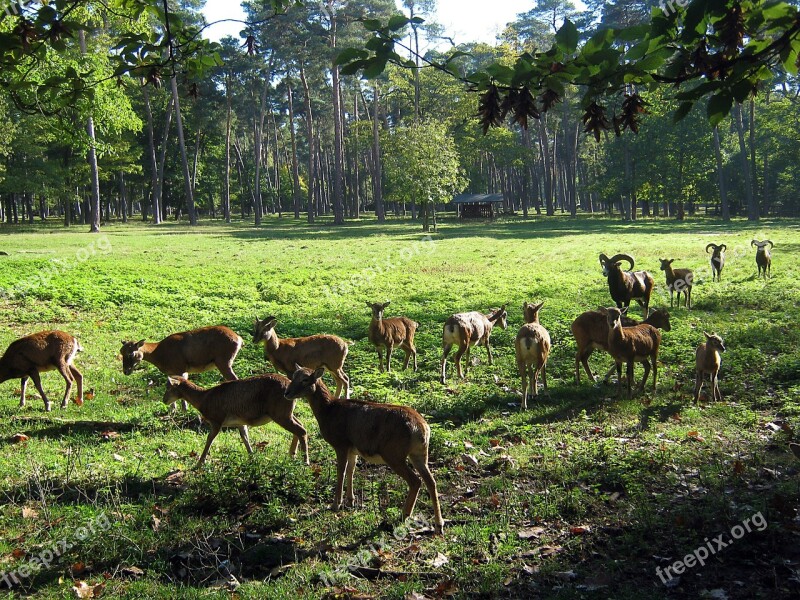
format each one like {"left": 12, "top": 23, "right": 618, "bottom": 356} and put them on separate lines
{"left": 705, "top": 243, "right": 726, "bottom": 282}
{"left": 598, "top": 253, "right": 654, "bottom": 317}
{"left": 751, "top": 240, "right": 774, "bottom": 279}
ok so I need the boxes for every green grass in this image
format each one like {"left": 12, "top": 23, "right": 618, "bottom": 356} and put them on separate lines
{"left": 0, "top": 215, "right": 798, "bottom": 599}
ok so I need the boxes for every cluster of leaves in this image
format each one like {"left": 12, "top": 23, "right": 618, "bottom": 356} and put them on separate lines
{"left": 339, "top": 0, "right": 800, "bottom": 136}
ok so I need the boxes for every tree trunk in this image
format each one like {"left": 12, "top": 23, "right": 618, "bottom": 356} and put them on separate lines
{"left": 79, "top": 30, "right": 101, "bottom": 233}
{"left": 224, "top": 72, "right": 232, "bottom": 223}
{"left": 372, "top": 84, "right": 384, "bottom": 222}
{"left": 170, "top": 76, "right": 197, "bottom": 225}
{"left": 287, "top": 81, "right": 302, "bottom": 219}
{"left": 300, "top": 67, "right": 315, "bottom": 224}
{"left": 118, "top": 172, "right": 128, "bottom": 223}
{"left": 538, "top": 118, "right": 554, "bottom": 216}
{"left": 154, "top": 95, "right": 174, "bottom": 223}
{"left": 142, "top": 85, "right": 161, "bottom": 224}
{"left": 254, "top": 74, "right": 269, "bottom": 225}
{"left": 712, "top": 125, "right": 730, "bottom": 221}
{"left": 328, "top": 2, "right": 345, "bottom": 225}
{"left": 733, "top": 103, "right": 757, "bottom": 220}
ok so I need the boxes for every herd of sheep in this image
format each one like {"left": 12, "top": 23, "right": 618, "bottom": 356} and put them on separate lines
{"left": 0, "top": 239, "right": 777, "bottom": 533}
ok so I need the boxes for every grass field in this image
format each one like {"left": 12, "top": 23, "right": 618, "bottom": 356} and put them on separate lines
{"left": 0, "top": 215, "right": 798, "bottom": 599}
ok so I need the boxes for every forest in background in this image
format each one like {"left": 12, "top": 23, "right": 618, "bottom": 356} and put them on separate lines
{"left": 0, "top": 0, "right": 799, "bottom": 231}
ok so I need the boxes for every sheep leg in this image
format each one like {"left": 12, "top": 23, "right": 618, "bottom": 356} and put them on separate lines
{"left": 385, "top": 344, "right": 394, "bottom": 373}
{"left": 453, "top": 344, "right": 467, "bottom": 380}
{"left": 440, "top": 343, "right": 452, "bottom": 384}
{"left": 376, "top": 348, "right": 384, "bottom": 372}
{"left": 28, "top": 370, "right": 51, "bottom": 412}
{"left": 602, "top": 362, "right": 617, "bottom": 384}
{"left": 485, "top": 341, "right": 494, "bottom": 365}
{"left": 652, "top": 356, "right": 658, "bottom": 393}
{"left": 518, "top": 361, "right": 528, "bottom": 410}
{"left": 69, "top": 366, "right": 83, "bottom": 406}
{"left": 343, "top": 450, "right": 357, "bottom": 508}
{"left": 333, "top": 448, "right": 351, "bottom": 510}
{"left": 238, "top": 426, "right": 254, "bottom": 454}
{"left": 215, "top": 359, "right": 238, "bottom": 381}
{"left": 19, "top": 376, "right": 28, "bottom": 407}
{"left": 638, "top": 359, "right": 651, "bottom": 395}
{"left": 275, "top": 413, "right": 309, "bottom": 465}
{"left": 687, "top": 287, "right": 692, "bottom": 309}
{"left": 577, "top": 349, "right": 597, "bottom": 384}
{"left": 409, "top": 453, "right": 444, "bottom": 534}
{"left": 713, "top": 372, "right": 722, "bottom": 402}
{"left": 179, "top": 372, "right": 190, "bottom": 412}
{"left": 401, "top": 343, "right": 414, "bottom": 371}
{"left": 615, "top": 362, "right": 623, "bottom": 398}
{"left": 694, "top": 372, "right": 704, "bottom": 403}
{"left": 332, "top": 368, "right": 350, "bottom": 399}
{"left": 626, "top": 361, "right": 635, "bottom": 399}
{"left": 55, "top": 362, "right": 74, "bottom": 409}
{"left": 196, "top": 423, "right": 222, "bottom": 466}
{"left": 540, "top": 361, "right": 548, "bottom": 394}
{"left": 385, "top": 455, "right": 421, "bottom": 520}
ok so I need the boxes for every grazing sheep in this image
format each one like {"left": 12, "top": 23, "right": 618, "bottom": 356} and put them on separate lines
{"left": 285, "top": 366, "right": 444, "bottom": 534}
{"left": 706, "top": 243, "right": 726, "bottom": 282}
{"left": 751, "top": 240, "right": 773, "bottom": 279}
{"left": 572, "top": 308, "right": 671, "bottom": 385}
{"left": 599, "top": 253, "right": 654, "bottom": 317}
{"left": 120, "top": 325, "right": 243, "bottom": 411}
{"left": 440, "top": 306, "right": 507, "bottom": 384}
{"left": 515, "top": 302, "right": 551, "bottom": 409}
{"left": 253, "top": 316, "right": 350, "bottom": 398}
{"left": 0, "top": 330, "right": 84, "bottom": 411}
{"left": 694, "top": 333, "right": 725, "bottom": 403}
{"left": 366, "top": 301, "right": 419, "bottom": 372}
{"left": 659, "top": 259, "right": 694, "bottom": 309}
{"left": 601, "top": 307, "right": 661, "bottom": 399}
{"left": 163, "top": 375, "right": 309, "bottom": 466}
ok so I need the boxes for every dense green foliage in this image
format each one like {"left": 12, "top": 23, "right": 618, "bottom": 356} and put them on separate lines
{"left": 0, "top": 217, "right": 798, "bottom": 597}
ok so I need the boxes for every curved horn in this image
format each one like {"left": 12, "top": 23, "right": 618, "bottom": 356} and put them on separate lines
{"left": 751, "top": 240, "right": 758, "bottom": 248}
{"left": 599, "top": 253, "right": 610, "bottom": 266}
{"left": 705, "top": 243, "right": 716, "bottom": 253}
{"left": 719, "top": 244, "right": 726, "bottom": 251}
{"left": 765, "top": 240, "right": 774, "bottom": 248}
{"left": 607, "top": 253, "right": 634, "bottom": 270}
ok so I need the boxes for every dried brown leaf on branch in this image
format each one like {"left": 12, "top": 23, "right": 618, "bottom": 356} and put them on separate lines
{"left": 582, "top": 102, "right": 610, "bottom": 142}
{"left": 478, "top": 84, "right": 503, "bottom": 134}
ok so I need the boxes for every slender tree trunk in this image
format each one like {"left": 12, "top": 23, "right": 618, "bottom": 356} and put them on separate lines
{"left": 327, "top": 3, "right": 345, "bottom": 225}
{"left": 79, "top": 30, "right": 101, "bottom": 233}
{"left": 154, "top": 95, "right": 174, "bottom": 222}
{"left": 118, "top": 172, "right": 128, "bottom": 223}
{"left": 253, "top": 75, "right": 269, "bottom": 225}
{"left": 170, "top": 76, "right": 197, "bottom": 225}
{"left": 712, "top": 125, "right": 730, "bottom": 221}
{"left": 300, "top": 66, "right": 315, "bottom": 224}
{"left": 287, "top": 82, "right": 302, "bottom": 219}
{"left": 224, "top": 72, "right": 232, "bottom": 223}
{"left": 142, "top": 85, "right": 162, "bottom": 224}
{"left": 371, "top": 84, "right": 384, "bottom": 222}
{"left": 749, "top": 98, "right": 757, "bottom": 205}
{"left": 733, "top": 103, "right": 758, "bottom": 220}
{"left": 538, "top": 118, "right": 554, "bottom": 216}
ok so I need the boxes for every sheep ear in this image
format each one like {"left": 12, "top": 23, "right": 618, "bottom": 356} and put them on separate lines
{"left": 293, "top": 363, "right": 303, "bottom": 374}
{"left": 620, "top": 307, "right": 628, "bottom": 315}
{"left": 166, "top": 376, "right": 180, "bottom": 386}
{"left": 669, "top": 259, "right": 674, "bottom": 264}
{"left": 136, "top": 339, "right": 145, "bottom": 348}
{"left": 598, "top": 307, "right": 608, "bottom": 314}
{"left": 704, "top": 332, "right": 712, "bottom": 339}
{"left": 312, "top": 367, "right": 325, "bottom": 381}
{"left": 365, "top": 302, "right": 372, "bottom": 308}
{"left": 383, "top": 301, "right": 391, "bottom": 308}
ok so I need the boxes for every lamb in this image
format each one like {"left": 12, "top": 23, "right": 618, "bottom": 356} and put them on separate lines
{"left": 163, "top": 374, "right": 309, "bottom": 466}
{"left": 659, "top": 258, "right": 694, "bottom": 309}
{"left": 705, "top": 243, "right": 726, "bottom": 282}
{"left": 366, "top": 301, "right": 419, "bottom": 372}
{"left": 285, "top": 365, "right": 444, "bottom": 534}
{"left": 0, "top": 330, "right": 83, "bottom": 411}
{"left": 253, "top": 316, "right": 350, "bottom": 398}
{"left": 571, "top": 307, "right": 671, "bottom": 385}
{"left": 515, "top": 302, "right": 550, "bottom": 409}
{"left": 751, "top": 240, "right": 773, "bottom": 279}
{"left": 600, "top": 307, "right": 662, "bottom": 399}
{"left": 693, "top": 332, "right": 725, "bottom": 403}
{"left": 599, "top": 253, "right": 654, "bottom": 317}
{"left": 120, "top": 325, "right": 243, "bottom": 410}
{"left": 440, "top": 306, "right": 508, "bottom": 384}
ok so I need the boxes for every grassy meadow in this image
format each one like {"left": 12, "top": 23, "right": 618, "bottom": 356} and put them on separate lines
{"left": 0, "top": 215, "right": 799, "bottom": 599}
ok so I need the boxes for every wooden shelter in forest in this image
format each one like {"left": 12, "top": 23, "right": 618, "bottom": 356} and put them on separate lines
{"left": 452, "top": 194, "right": 505, "bottom": 219}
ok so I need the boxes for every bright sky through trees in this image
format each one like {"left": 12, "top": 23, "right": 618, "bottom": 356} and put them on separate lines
{"left": 201, "top": 0, "right": 535, "bottom": 43}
